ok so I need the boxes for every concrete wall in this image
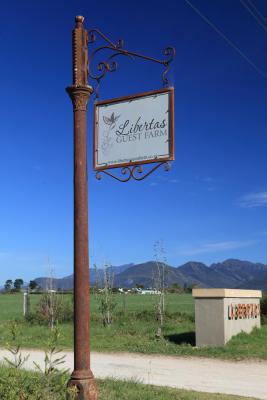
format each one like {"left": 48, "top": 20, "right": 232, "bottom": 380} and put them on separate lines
{"left": 223, "top": 297, "right": 261, "bottom": 344}
{"left": 195, "top": 298, "right": 225, "bottom": 347}
{"left": 193, "top": 289, "right": 262, "bottom": 347}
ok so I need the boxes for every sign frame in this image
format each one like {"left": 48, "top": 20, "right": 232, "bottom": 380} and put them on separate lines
{"left": 93, "top": 87, "right": 174, "bottom": 171}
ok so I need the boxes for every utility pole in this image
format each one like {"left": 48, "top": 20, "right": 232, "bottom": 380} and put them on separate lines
{"left": 66, "top": 16, "right": 98, "bottom": 400}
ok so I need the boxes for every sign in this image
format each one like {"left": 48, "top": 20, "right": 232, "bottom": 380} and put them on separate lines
{"left": 94, "top": 88, "right": 174, "bottom": 170}
{"left": 228, "top": 303, "right": 260, "bottom": 320}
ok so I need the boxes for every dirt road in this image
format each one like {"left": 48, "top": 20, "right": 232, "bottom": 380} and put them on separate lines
{"left": 0, "top": 349, "right": 266, "bottom": 399}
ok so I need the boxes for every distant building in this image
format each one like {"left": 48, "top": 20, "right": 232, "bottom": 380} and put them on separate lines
{"left": 134, "top": 288, "right": 161, "bottom": 295}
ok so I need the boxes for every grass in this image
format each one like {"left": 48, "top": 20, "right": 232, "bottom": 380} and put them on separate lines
{"left": 0, "top": 292, "right": 194, "bottom": 320}
{"left": 99, "top": 379, "right": 258, "bottom": 400}
{"left": 0, "top": 366, "right": 259, "bottom": 400}
{"left": 0, "top": 292, "right": 267, "bottom": 360}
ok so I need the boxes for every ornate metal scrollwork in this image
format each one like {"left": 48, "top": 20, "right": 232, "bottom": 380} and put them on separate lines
{"left": 87, "top": 28, "right": 175, "bottom": 98}
{"left": 88, "top": 27, "right": 175, "bottom": 181}
{"left": 95, "top": 162, "right": 171, "bottom": 182}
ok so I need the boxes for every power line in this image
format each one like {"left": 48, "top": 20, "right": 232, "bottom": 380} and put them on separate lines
{"left": 247, "top": 0, "right": 267, "bottom": 26}
{"left": 184, "top": 0, "right": 267, "bottom": 81}
{"left": 240, "top": 0, "right": 267, "bottom": 33}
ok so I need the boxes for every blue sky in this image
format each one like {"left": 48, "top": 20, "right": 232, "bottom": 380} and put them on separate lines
{"left": 0, "top": 0, "right": 267, "bottom": 283}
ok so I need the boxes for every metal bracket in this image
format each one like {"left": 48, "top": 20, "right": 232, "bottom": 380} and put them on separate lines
{"left": 95, "top": 161, "right": 171, "bottom": 182}
{"left": 87, "top": 28, "right": 175, "bottom": 98}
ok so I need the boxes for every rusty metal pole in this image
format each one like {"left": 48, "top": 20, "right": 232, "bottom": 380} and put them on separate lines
{"left": 66, "top": 16, "right": 98, "bottom": 400}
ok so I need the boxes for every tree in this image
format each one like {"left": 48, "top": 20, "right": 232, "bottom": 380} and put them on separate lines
{"left": 135, "top": 283, "right": 144, "bottom": 289}
{"left": 4, "top": 280, "right": 13, "bottom": 292}
{"left": 13, "top": 279, "right": 24, "bottom": 292}
{"left": 169, "top": 283, "right": 182, "bottom": 293}
{"left": 29, "top": 280, "right": 38, "bottom": 291}
{"left": 153, "top": 240, "right": 168, "bottom": 335}
{"left": 94, "top": 263, "right": 117, "bottom": 327}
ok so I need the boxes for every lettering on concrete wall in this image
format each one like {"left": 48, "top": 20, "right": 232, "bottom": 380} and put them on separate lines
{"left": 228, "top": 303, "right": 261, "bottom": 320}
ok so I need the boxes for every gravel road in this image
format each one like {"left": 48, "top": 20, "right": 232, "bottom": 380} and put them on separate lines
{"left": 1, "top": 349, "right": 266, "bottom": 399}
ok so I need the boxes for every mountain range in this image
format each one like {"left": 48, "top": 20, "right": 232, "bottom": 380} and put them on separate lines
{"left": 34, "top": 259, "right": 267, "bottom": 291}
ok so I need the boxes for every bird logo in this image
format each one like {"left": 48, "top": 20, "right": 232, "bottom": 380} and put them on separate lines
{"left": 103, "top": 112, "right": 120, "bottom": 130}
{"left": 101, "top": 112, "right": 120, "bottom": 155}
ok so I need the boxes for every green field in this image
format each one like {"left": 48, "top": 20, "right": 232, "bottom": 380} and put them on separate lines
{"left": 0, "top": 292, "right": 267, "bottom": 359}
{"left": 0, "top": 292, "right": 195, "bottom": 321}
{"left": 0, "top": 366, "right": 258, "bottom": 400}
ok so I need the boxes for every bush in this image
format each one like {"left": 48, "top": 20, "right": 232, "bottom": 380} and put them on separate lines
{"left": 260, "top": 295, "right": 267, "bottom": 324}
{"left": 261, "top": 295, "right": 267, "bottom": 315}
{"left": 25, "top": 293, "right": 73, "bottom": 326}
{"left": 1, "top": 322, "right": 77, "bottom": 400}
{"left": 0, "top": 366, "right": 76, "bottom": 400}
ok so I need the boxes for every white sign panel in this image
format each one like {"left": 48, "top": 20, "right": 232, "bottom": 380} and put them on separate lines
{"left": 94, "top": 88, "right": 174, "bottom": 170}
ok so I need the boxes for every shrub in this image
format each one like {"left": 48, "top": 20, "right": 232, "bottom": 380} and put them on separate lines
{"left": 25, "top": 293, "right": 73, "bottom": 326}
{"left": 260, "top": 295, "right": 267, "bottom": 324}
{"left": 260, "top": 295, "right": 267, "bottom": 315}
{"left": 1, "top": 321, "right": 77, "bottom": 400}
{"left": 94, "top": 264, "right": 117, "bottom": 327}
{"left": 0, "top": 365, "right": 77, "bottom": 400}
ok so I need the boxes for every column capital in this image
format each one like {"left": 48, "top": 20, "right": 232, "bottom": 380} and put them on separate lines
{"left": 66, "top": 85, "right": 93, "bottom": 111}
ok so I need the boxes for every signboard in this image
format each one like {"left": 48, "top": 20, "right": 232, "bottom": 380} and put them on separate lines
{"left": 94, "top": 87, "right": 174, "bottom": 170}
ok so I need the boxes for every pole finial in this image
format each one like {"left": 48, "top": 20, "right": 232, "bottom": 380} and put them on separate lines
{"left": 75, "top": 15, "right": 84, "bottom": 28}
